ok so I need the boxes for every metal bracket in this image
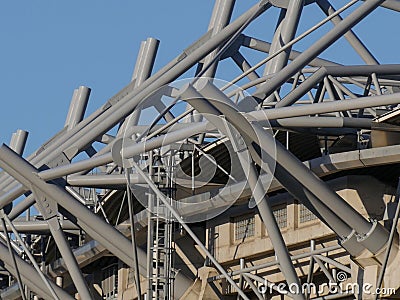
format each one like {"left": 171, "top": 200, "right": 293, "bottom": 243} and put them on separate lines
{"left": 32, "top": 186, "right": 58, "bottom": 220}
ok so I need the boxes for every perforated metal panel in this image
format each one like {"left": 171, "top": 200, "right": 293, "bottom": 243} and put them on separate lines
{"left": 233, "top": 214, "right": 255, "bottom": 241}
{"left": 273, "top": 206, "right": 287, "bottom": 229}
{"left": 299, "top": 203, "right": 318, "bottom": 224}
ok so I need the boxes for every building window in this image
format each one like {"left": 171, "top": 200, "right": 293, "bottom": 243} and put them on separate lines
{"left": 102, "top": 263, "right": 118, "bottom": 300}
{"left": 273, "top": 206, "right": 287, "bottom": 229}
{"left": 233, "top": 214, "right": 255, "bottom": 241}
{"left": 299, "top": 203, "right": 318, "bottom": 223}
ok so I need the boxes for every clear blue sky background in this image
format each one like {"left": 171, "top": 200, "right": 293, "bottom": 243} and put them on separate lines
{"left": 0, "top": 1, "right": 398, "bottom": 158}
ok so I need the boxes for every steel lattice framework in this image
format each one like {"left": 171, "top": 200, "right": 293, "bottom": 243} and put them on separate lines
{"left": 1, "top": 0, "right": 400, "bottom": 299}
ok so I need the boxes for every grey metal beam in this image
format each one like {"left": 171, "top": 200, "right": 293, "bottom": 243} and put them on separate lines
{"left": 66, "top": 173, "right": 144, "bottom": 188}
{"left": 209, "top": 244, "right": 343, "bottom": 281}
{"left": 2, "top": 219, "right": 78, "bottom": 233}
{"left": 275, "top": 64, "right": 400, "bottom": 108}
{"left": 263, "top": 0, "right": 304, "bottom": 103}
{"left": 2, "top": 213, "right": 61, "bottom": 300}
{"left": 202, "top": 0, "right": 235, "bottom": 78}
{"left": 0, "top": 217, "right": 26, "bottom": 300}
{"left": 250, "top": 91, "right": 400, "bottom": 120}
{"left": 0, "top": 1, "right": 271, "bottom": 205}
{"left": 378, "top": 0, "right": 400, "bottom": 12}
{"left": 252, "top": 0, "right": 385, "bottom": 103}
{"left": 44, "top": 217, "right": 92, "bottom": 299}
{"left": 180, "top": 82, "right": 304, "bottom": 299}
{"left": 132, "top": 38, "right": 160, "bottom": 87}
{"left": 129, "top": 159, "right": 250, "bottom": 300}
{"left": 193, "top": 81, "right": 389, "bottom": 254}
{"left": 1, "top": 88, "right": 397, "bottom": 216}
{"left": 241, "top": 34, "right": 341, "bottom": 67}
{"left": 231, "top": 51, "right": 260, "bottom": 81}
{"left": 9, "top": 129, "right": 28, "bottom": 156}
{"left": 0, "top": 144, "right": 192, "bottom": 299}
{"left": 375, "top": 178, "right": 400, "bottom": 299}
{"left": 64, "top": 86, "right": 90, "bottom": 130}
{"left": 317, "top": 0, "right": 379, "bottom": 65}
{"left": 0, "top": 236, "right": 74, "bottom": 300}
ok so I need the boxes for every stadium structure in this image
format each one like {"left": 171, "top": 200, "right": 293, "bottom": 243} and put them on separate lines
{"left": 1, "top": 0, "right": 400, "bottom": 299}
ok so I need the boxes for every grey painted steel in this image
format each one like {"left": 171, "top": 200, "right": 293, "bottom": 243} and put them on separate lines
{"left": 0, "top": 217, "right": 26, "bottom": 300}
{"left": 241, "top": 35, "right": 341, "bottom": 67}
{"left": 180, "top": 82, "right": 304, "bottom": 299}
{"left": 2, "top": 214, "right": 60, "bottom": 300}
{"left": 2, "top": 219, "right": 78, "bottom": 233}
{"left": 231, "top": 52, "right": 260, "bottom": 81}
{"left": 375, "top": 178, "right": 400, "bottom": 300}
{"left": 126, "top": 173, "right": 142, "bottom": 299}
{"left": 133, "top": 37, "right": 160, "bottom": 87}
{"left": 0, "top": 144, "right": 192, "bottom": 299}
{"left": 65, "top": 86, "right": 90, "bottom": 130}
{"left": 0, "top": 2, "right": 271, "bottom": 208}
{"left": 195, "top": 81, "right": 389, "bottom": 253}
{"left": 202, "top": 0, "right": 235, "bottom": 78}
{"left": 377, "top": 0, "right": 400, "bottom": 12}
{"left": 66, "top": 173, "right": 144, "bottom": 188}
{"left": 275, "top": 64, "right": 400, "bottom": 107}
{"left": 209, "top": 244, "right": 342, "bottom": 281}
{"left": 317, "top": 0, "right": 379, "bottom": 65}
{"left": 129, "top": 160, "right": 250, "bottom": 300}
{"left": 252, "top": 0, "right": 385, "bottom": 103}
{"left": 2, "top": 66, "right": 396, "bottom": 208}
{"left": 251, "top": 92, "right": 400, "bottom": 120}
{"left": 314, "top": 254, "right": 351, "bottom": 274}
{"left": 8, "top": 194, "right": 35, "bottom": 221}
{"left": 1, "top": 1, "right": 400, "bottom": 298}
{"left": 272, "top": 166, "right": 364, "bottom": 256}
{"left": 45, "top": 217, "right": 92, "bottom": 299}
{"left": 263, "top": 0, "right": 304, "bottom": 103}
{"left": 0, "top": 236, "right": 74, "bottom": 300}
{"left": 9, "top": 129, "right": 28, "bottom": 155}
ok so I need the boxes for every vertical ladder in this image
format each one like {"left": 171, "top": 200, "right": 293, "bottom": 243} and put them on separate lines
{"left": 149, "top": 199, "right": 174, "bottom": 300}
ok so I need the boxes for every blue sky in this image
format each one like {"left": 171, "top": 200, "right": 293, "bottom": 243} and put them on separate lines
{"left": 0, "top": 1, "right": 398, "bottom": 158}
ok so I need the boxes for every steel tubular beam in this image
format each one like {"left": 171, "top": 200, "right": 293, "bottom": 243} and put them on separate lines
{"left": 64, "top": 86, "right": 91, "bottom": 130}
{"left": 0, "top": 1, "right": 271, "bottom": 208}
{"left": 252, "top": 0, "right": 386, "bottom": 103}
{"left": 9, "top": 129, "right": 28, "bottom": 156}
{"left": 317, "top": 0, "right": 379, "bottom": 65}
{"left": 129, "top": 159, "right": 250, "bottom": 300}
{"left": 2, "top": 219, "right": 78, "bottom": 233}
{"left": 0, "top": 237, "right": 73, "bottom": 300}
{"left": 44, "top": 217, "right": 92, "bottom": 299}
{"left": 133, "top": 37, "right": 160, "bottom": 87}
{"left": 180, "top": 83, "right": 304, "bottom": 299}
{"left": 192, "top": 81, "right": 390, "bottom": 254}
{"left": 251, "top": 92, "right": 400, "bottom": 120}
{"left": 241, "top": 35, "right": 341, "bottom": 67}
{"left": 0, "top": 144, "right": 192, "bottom": 299}
{"left": 202, "top": 0, "right": 235, "bottom": 78}
{"left": 263, "top": 0, "right": 304, "bottom": 103}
